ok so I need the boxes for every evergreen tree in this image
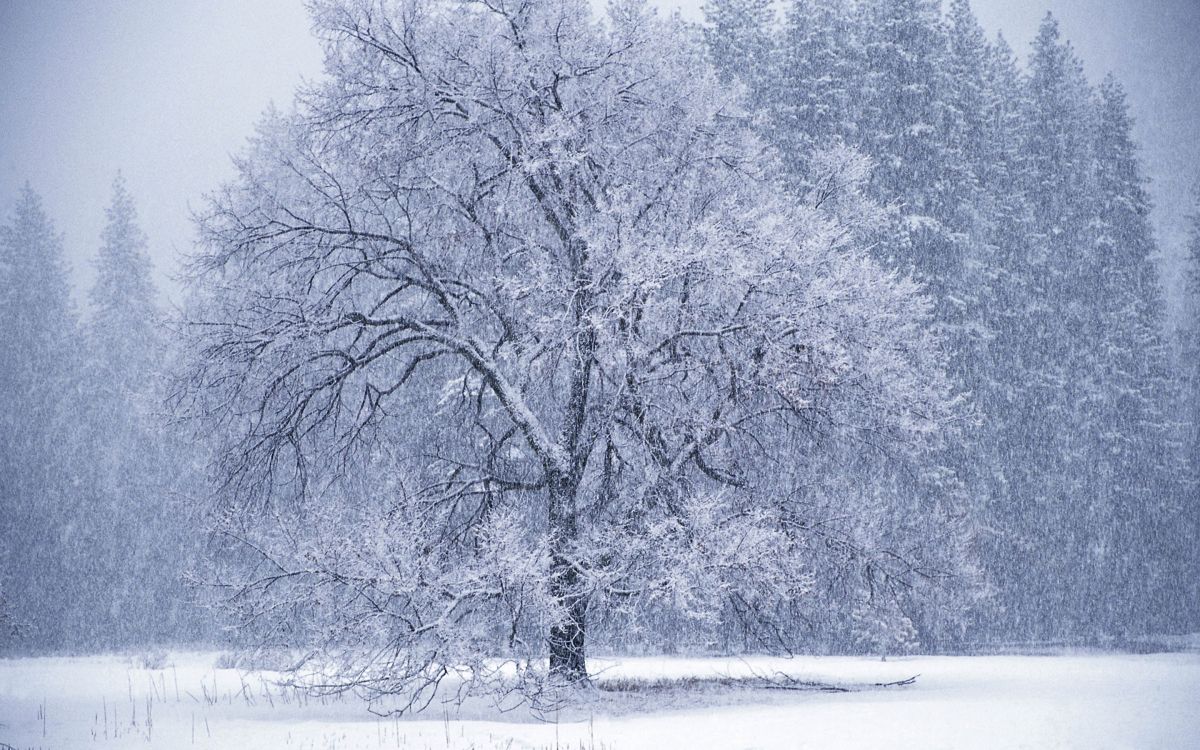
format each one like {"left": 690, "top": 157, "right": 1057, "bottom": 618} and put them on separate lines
{"left": 854, "top": 0, "right": 978, "bottom": 370}
{"left": 706, "top": 0, "right": 1198, "bottom": 645}
{"left": 1088, "top": 78, "right": 1185, "bottom": 634}
{"left": 965, "top": 30, "right": 1048, "bottom": 641}
{"left": 856, "top": 0, "right": 956, "bottom": 205}
{"left": 1189, "top": 183, "right": 1200, "bottom": 473}
{"left": 945, "top": 0, "right": 993, "bottom": 176}
{"left": 725, "top": 0, "right": 988, "bottom": 650}
{"left": 940, "top": 0, "right": 1006, "bottom": 492}
{"left": 996, "top": 14, "right": 1101, "bottom": 640}
{"left": 1190, "top": 183, "right": 1200, "bottom": 295}
{"left": 89, "top": 174, "right": 159, "bottom": 393}
{"left": 0, "top": 178, "right": 211, "bottom": 652}
{"left": 774, "top": 0, "right": 860, "bottom": 179}
{"left": 75, "top": 176, "right": 207, "bottom": 648}
{"left": 1179, "top": 182, "right": 1200, "bottom": 630}
{"left": 702, "top": 0, "right": 776, "bottom": 111}
{"left": 0, "top": 187, "right": 82, "bottom": 650}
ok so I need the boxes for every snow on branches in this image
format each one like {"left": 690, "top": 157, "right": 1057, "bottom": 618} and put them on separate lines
{"left": 177, "top": 0, "right": 957, "bottom": 703}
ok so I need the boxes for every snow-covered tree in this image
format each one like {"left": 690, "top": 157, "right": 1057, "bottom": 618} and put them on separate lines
{"left": 1189, "top": 182, "right": 1200, "bottom": 463}
{"left": 89, "top": 174, "right": 159, "bottom": 393}
{"left": 702, "top": 0, "right": 776, "bottom": 110}
{"left": 177, "top": 0, "right": 958, "bottom": 701}
{"left": 944, "top": 0, "right": 991, "bottom": 175}
{"left": 1180, "top": 182, "right": 1200, "bottom": 627}
{"left": 856, "top": 0, "right": 959, "bottom": 208}
{"left": 772, "top": 0, "right": 860, "bottom": 179}
{"left": 0, "top": 187, "right": 81, "bottom": 650}
{"left": 66, "top": 176, "right": 211, "bottom": 648}
{"left": 0, "top": 178, "right": 212, "bottom": 652}
{"left": 964, "top": 29, "right": 1048, "bottom": 640}
{"left": 1087, "top": 78, "right": 1188, "bottom": 634}
{"left": 1191, "top": 183, "right": 1200, "bottom": 297}
{"left": 983, "top": 13, "right": 1100, "bottom": 639}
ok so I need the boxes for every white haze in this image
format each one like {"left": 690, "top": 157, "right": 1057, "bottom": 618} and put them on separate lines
{"left": 1, "top": 0, "right": 1197, "bottom": 320}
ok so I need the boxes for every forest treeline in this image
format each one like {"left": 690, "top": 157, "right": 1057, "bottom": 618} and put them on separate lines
{"left": 0, "top": 0, "right": 1198, "bottom": 655}
{"left": 0, "top": 179, "right": 210, "bottom": 650}
{"left": 703, "top": 0, "right": 1200, "bottom": 642}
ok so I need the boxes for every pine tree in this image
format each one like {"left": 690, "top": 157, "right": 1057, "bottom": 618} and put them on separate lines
{"left": 851, "top": 0, "right": 983, "bottom": 373}
{"left": 940, "top": 3, "right": 1003, "bottom": 464}
{"left": 706, "top": 0, "right": 1194, "bottom": 645}
{"left": 702, "top": 0, "right": 776, "bottom": 112}
{"left": 0, "top": 187, "right": 76, "bottom": 413}
{"left": 945, "top": 0, "right": 993, "bottom": 176}
{"left": 76, "top": 176, "right": 206, "bottom": 648}
{"left": 996, "top": 14, "right": 1101, "bottom": 640}
{"left": 1088, "top": 77, "right": 1185, "bottom": 634}
{"left": 89, "top": 174, "right": 159, "bottom": 395}
{"left": 0, "top": 187, "right": 82, "bottom": 650}
{"left": 1178, "top": 182, "right": 1200, "bottom": 632}
{"left": 965, "top": 31, "right": 1049, "bottom": 641}
{"left": 856, "top": 0, "right": 961, "bottom": 211}
{"left": 1189, "top": 182, "right": 1200, "bottom": 474}
{"left": 859, "top": 0, "right": 985, "bottom": 618}
{"left": 774, "top": 0, "right": 860, "bottom": 178}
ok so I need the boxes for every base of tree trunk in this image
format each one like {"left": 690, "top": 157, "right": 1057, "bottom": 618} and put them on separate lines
{"left": 548, "top": 607, "right": 588, "bottom": 684}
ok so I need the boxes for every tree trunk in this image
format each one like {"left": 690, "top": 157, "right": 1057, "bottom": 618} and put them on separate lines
{"left": 547, "top": 473, "right": 588, "bottom": 682}
{"left": 548, "top": 573, "right": 588, "bottom": 681}
{"left": 547, "top": 238, "right": 595, "bottom": 683}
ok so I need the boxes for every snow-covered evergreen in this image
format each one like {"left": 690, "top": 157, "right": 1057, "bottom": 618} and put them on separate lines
{"left": 0, "top": 187, "right": 82, "bottom": 649}
{"left": 702, "top": 0, "right": 1196, "bottom": 643}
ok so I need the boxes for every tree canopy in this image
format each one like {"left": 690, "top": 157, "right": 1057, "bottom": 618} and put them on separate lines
{"left": 178, "top": 0, "right": 959, "bottom": 701}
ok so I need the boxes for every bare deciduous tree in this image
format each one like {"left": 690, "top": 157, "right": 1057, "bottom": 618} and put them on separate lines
{"left": 177, "top": 0, "right": 956, "bottom": 705}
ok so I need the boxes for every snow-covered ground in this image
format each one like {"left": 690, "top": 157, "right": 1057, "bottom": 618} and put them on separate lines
{"left": 1, "top": 650, "right": 1198, "bottom": 749}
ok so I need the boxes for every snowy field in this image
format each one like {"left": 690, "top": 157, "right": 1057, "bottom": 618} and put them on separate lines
{"left": 2, "top": 651, "right": 1199, "bottom": 749}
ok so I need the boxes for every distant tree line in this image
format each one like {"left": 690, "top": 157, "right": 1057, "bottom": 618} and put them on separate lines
{"left": 704, "top": 0, "right": 1198, "bottom": 642}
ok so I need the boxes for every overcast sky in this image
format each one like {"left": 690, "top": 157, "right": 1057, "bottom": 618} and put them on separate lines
{"left": 1, "top": 0, "right": 1197, "bottom": 319}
